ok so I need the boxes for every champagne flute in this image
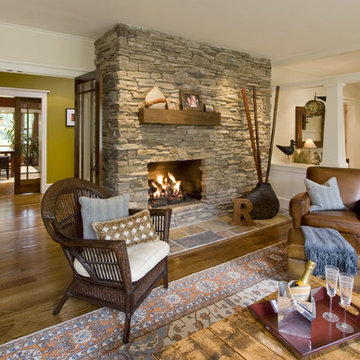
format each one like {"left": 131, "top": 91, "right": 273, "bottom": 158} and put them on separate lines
{"left": 336, "top": 273, "right": 354, "bottom": 334}
{"left": 322, "top": 265, "right": 340, "bottom": 322}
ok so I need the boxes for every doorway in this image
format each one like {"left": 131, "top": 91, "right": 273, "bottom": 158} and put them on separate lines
{"left": 74, "top": 71, "right": 102, "bottom": 185}
{"left": 0, "top": 87, "right": 48, "bottom": 195}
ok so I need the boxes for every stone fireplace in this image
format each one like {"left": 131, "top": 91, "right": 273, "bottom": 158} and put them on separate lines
{"left": 95, "top": 23, "right": 272, "bottom": 227}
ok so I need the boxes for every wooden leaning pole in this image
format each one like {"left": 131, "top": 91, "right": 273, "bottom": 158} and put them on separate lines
{"left": 231, "top": 85, "right": 280, "bottom": 226}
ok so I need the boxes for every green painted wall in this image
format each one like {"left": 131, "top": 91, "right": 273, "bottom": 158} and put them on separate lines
{"left": 0, "top": 72, "right": 74, "bottom": 183}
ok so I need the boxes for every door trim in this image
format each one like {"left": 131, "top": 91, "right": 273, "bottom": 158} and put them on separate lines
{"left": 0, "top": 87, "right": 48, "bottom": 193}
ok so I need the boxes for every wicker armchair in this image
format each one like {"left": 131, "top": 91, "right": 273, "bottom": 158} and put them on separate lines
{"left": 41, "top": 178, "right": 172, "bottom": 343}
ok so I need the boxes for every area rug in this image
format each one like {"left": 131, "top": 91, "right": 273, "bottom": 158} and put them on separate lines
{"left": 0, "top": 243, "right": 287, "bottom": 360}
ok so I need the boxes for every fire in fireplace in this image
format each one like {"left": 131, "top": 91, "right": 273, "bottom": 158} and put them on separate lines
{"left": 149, "top": 172, "right": 184, "bottom": 206}
{"left": 148, "top": 160, "right": 202, "bottom": 207}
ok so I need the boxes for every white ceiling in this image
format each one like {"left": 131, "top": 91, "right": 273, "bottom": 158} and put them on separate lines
{"left": 1, "top": 0, "right": 360, "bottom": 77}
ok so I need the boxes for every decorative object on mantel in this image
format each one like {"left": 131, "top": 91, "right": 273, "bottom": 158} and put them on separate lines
{"left": 166, "top": 100, "right": 178, "bottom": 110}
{"left": 276, "top": 139, "right": 295, "bottom": 158}
{"left": 140, "top": 89, "right": 220, "bottom": 125}
{"left": 180, "top": 90, "right": 203, "bottom": 111}
{"left": 204, "top": 104, "right": 215, "bottom": 112}
{"left": 232, "top": 86, "right": 280, "bottom": 221}
{"left": 145, "top": 86, "right": 166, "bottom": 109}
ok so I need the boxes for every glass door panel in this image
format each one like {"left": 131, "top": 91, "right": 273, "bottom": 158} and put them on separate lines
{"left": 14, "top": 97, "right": 41, "bottom": 194}
{"left": 75, "top": 70, "right": 102, "bottom": 185}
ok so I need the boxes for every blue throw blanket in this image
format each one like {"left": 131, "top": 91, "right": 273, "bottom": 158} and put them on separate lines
{"left": 301, "top": 226, "right": 358, "bottom": 276}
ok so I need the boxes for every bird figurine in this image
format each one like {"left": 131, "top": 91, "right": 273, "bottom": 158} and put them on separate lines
{"left": 276, "top": 140, "right": 295, "bottom": 158}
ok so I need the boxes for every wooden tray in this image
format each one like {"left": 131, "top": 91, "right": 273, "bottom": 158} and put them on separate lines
{"left": 248, "top": 287, "right": 360, "bottom": 358}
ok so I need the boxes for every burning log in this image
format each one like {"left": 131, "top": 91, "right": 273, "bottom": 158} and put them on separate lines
{"left": 148, "top": 172, "right": 185, "bottom": 207}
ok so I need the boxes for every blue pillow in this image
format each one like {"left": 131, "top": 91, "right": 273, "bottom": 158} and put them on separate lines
{"left": 305, "top": 177, "right": 348, "bottom": 212}
{"left": 79, "top": 194, "right": 129, "bottom": 239}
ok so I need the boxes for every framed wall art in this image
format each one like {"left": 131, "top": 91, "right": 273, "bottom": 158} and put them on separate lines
{"left": 66, "top": 108, "right": 75, "bottom": 127}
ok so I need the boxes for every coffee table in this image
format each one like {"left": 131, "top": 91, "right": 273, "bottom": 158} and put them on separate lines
{"left": 154, "top": 277, "right": 360, "bottom": 359}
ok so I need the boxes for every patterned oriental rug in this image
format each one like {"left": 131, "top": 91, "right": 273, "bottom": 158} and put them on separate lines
{"left": 1, "top": 243, "right": 287, "bottom": 360}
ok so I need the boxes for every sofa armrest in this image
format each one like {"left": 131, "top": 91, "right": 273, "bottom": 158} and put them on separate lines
{"left": 289, "top": 192, "right": 311, "bottom": 228}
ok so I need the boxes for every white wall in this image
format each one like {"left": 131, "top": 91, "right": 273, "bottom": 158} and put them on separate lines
{"left": 343, "top": 84, "right": 360, "bottom": 168}
{"left": 0, "top": 22, "right": 95, "bottom": 78}
{"left": 270, "top": 163, "right": 308, "bottom": 209}
{"left": 272, "top": 86, "right": 325, "bottom": 163}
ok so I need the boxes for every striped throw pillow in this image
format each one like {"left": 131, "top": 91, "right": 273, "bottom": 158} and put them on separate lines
{"left": 305, "top": 177, "right": 348, "bottom": 212}
{"left": 79, "top": 194, "right": 129, "bottom": 239}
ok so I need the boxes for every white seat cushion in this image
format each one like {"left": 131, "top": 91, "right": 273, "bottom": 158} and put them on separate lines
{"left": 74, "top": 240, "right": 169, "bottom": 282}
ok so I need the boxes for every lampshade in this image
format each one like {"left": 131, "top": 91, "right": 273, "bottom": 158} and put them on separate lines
{"left": 303, "top": 138, "right": 317, "bottom": 149}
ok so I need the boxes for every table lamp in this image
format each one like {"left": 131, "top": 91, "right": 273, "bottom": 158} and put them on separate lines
{"left": 303, "top": 138, "right": 317, "bottom": 149}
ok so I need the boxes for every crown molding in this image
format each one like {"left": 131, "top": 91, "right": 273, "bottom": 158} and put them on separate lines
{"left": 272, "top": 42, "right": 360, "bottom": 67}
{"left": 0, "top": 21, "right": 94, "bottom": 42}
{"left": 274, "top": 71, "right": 360, "bottom": 90}
{"left": 0, "top": 59, "right": 92, "bottom": 78}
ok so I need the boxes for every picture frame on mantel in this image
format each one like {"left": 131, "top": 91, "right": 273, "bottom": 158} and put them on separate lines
{"left": 167, "top": 100, "right": 179, "bottom": 110}
{"left": 204, "top": 104, "right": 215, "bottom": 112}
{"left": 66, "top": 108, "right": 75, "bottom": 127}
{"left": 180, "top": 90, "right": 203, "bottom": 111}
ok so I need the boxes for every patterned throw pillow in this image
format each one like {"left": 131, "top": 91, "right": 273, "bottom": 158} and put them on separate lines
{"left": 91, "top": 209, "right": 159, "bottom": 246}
{"left": 305, "top": 177, "right": 348, "bottom": 212}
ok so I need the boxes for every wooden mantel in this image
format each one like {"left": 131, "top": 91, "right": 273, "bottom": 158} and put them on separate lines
{"left": 138, "top": 108, "right": 221, "bottom": 126}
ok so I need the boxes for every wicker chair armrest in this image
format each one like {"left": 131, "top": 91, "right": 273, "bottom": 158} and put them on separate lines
{"left": 59, "top": 236, "right": 125, "bottom": 248}
{"left": 150, "top": 208, "right": 172, "bottom": 243}
{"left": 289, "top": 192, "right": 311, "bottom": 228}
{"left": 57, "top": 236, "right": 133, "bottom": 289}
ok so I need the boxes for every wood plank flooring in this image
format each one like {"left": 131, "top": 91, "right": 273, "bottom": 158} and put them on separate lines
{"left": 0, "top": 193, "right": 291, "bottom": 345}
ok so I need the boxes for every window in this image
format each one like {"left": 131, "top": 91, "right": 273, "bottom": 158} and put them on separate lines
{"left": 0, "top": 111, "right": 15, "bottom": 146}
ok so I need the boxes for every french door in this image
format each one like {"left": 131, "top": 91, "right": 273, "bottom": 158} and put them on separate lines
{"left": 14, "top": 97, "right": 41, "bottom": 194}
{"left": 74, "top": 70, "right": 103, "bottom": 185}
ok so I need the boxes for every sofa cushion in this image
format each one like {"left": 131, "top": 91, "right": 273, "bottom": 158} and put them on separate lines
{"left": 74, "top": 240, "right": 169, "bottom": 282}
{"left": 307, "top": 166, "right": 360, "bottom": 211}
{"left": 79, "top": 194, "right": 129, "bottom": 239}
{"left": 305, "top": 177, "right": 347, "bottom": 212}
{"left": 92, "top": 209, "right": 159, "bottom": 246}
{"left": 303, "top": 210, "right": 360, "bottom": 235}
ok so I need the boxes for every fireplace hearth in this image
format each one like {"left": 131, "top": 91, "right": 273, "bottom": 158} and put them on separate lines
{"left": 148, "top": 160, "right": 202, "bottom": 208}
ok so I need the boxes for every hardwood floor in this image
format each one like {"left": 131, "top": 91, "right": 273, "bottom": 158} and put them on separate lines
{"left": 0, "top": 193, "right": 292, "bottom": 345}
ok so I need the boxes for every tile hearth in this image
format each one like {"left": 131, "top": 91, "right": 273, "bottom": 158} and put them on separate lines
{"left": 168, "top": 210, "right": 290, "bottom": 255}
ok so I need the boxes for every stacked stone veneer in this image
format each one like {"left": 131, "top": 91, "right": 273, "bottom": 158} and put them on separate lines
{"left": 95, "top": 24, "right": 272, "bottom": 227}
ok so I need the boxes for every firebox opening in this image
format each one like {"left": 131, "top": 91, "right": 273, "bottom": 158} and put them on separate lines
{"left": 148, "top": 160, "right": 202, "bottom": 208}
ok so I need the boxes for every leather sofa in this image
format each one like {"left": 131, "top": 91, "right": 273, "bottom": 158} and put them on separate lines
{"left": 287, "top": 166, "right": 360, "bottom": 288}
